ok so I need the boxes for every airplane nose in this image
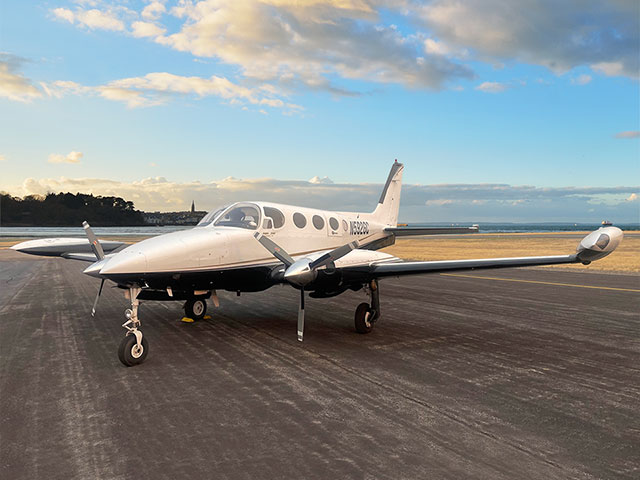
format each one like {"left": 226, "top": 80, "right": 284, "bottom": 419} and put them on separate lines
{"left": 99, "top": 248, "right": 148, "bottom": 275}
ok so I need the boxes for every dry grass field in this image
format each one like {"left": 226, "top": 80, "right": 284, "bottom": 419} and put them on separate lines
{"left": 2, "top": 232, "right": 638, "bottom": 273}
{"left": 382, "top": 232, "right": 640, "bottom": 273}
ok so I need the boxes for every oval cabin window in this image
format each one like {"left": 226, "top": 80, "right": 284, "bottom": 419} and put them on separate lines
{"left": 312, "top": 215, "right": 325, "bottom": 230}
{"left": 329, "top": 217, "right": 339, "bottom": 231}
{"left": 293, "top": 212, "right": 307, "bottom": 228}
{"left": 342, "top": 220, "right": 348, "bottom": 232}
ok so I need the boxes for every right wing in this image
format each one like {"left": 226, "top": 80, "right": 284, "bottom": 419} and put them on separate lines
{"left": 10, "top": 237, "right": 126, "bottom": 260}
{"left": 384, "top": 225, "right": 478, "bottom": 236}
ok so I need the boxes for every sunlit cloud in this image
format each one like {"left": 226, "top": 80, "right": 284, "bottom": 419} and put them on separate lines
{"left": 614, "top": 131, "right": 640, "bottom": 139}
{"left": 0, "top": 53, "right": 42, "bottom": 102}
{"left": 474, "top": 81, "right": 508, "bottom": 93}
{"left": 52, "top": 7, "right": 126, "bottom": 31}
{"left": 417, "top": 0, "right": 639, "bottom": 79}
{"left": 131, "top": 21, "right": 166, "bottom": 38}
{"left": 571, "top": 74, "right": 592, "bottom": 85}
{"left": 45, "top": 72, "right": 302, "bottom": 112}
{"left": 47, "top": 151, "right": 83, "bottom": 164}
{"left": 5, "top": 175, "right": 639, "bottom": 222}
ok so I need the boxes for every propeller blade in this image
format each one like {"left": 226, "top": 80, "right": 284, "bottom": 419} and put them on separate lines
{"left": 91, "top": 279, "right": 105, "bottom": 317}
{"left": 308, "top": 240, "right": 359, "bottom": 270}
{"left": 254, "top": 232, "right": 295, "bottom": 267}
{"left": 83, "top": 221, "right": 105, "bottom": 260}
{"left": 297, "top": 289, "right": 305, "bottom": 342}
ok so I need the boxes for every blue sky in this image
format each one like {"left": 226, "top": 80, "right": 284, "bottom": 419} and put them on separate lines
{"left": 0, "top": 1, "right": 638, "bottom": 221}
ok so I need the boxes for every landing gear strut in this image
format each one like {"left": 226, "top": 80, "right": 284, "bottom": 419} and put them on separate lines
{"left": 118, "top": 287, "right": 149, "bottom": 366}
{"left": 355, "top": 279, "right": 380, "bottom": 334}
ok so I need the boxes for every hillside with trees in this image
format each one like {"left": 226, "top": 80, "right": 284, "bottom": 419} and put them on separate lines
{"left": 0, "top": 192, "right": 146, "bottom": 226}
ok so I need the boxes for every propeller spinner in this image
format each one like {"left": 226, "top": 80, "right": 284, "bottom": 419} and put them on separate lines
{"left": 254, "top": 232, "right": 359, "bottom": 341}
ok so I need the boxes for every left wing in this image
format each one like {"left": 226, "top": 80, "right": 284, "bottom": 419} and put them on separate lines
{"left": 343, "top": 226, "right": 623, "bottom": 278}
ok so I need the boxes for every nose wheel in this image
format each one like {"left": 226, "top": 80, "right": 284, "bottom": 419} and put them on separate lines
{"left": 118, "top": 287, "right": 148, "bottom": 367}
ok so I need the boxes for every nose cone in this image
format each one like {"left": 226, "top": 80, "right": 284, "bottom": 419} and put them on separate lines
{"left": 99, "top": 247, "right": 148, "bottom": 275}
{"left": 83, "top": 257, "right": 110, "bottom": 278}
{"left": 283, "top": 259, "right": 317, "bottom": 287}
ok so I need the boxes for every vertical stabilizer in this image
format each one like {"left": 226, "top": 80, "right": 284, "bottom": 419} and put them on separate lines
{"left": 372, "top": 160, "right": 404, "bottom": 226}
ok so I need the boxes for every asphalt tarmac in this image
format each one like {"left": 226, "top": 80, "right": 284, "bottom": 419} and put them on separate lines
{"left": 1, "top": 249, "right": 638, "bottom": 479}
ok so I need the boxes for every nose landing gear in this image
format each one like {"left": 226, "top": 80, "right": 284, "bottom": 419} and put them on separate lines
{"left": 118, "top": 287, "right": 148, "bottom": 366}
{"left": 355, "top": 279, "right": 380, "bottom": 334}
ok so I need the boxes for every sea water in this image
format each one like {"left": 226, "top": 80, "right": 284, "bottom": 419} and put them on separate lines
{"left": 1, "top": 223, "right": 638, "bottom": 239}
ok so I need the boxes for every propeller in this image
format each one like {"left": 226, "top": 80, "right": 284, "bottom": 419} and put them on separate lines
{"left": 91, "top": 279, "right": 105, "bottom": 317}
{"left": 83, "top": 221, "right": 106, "bottom": 316}
{"left": 83, "top": 221, "right": 105, "bottom": 260}
{"left": 254, "top": 232, "right": 359, "bottom": 341}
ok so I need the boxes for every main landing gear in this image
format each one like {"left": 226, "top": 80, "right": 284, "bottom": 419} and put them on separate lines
{"left": 355, "top": 279, "right": 381, "bottom": 334}
{"left": 118, "top": 287, "right": 149, "bottom": 367}
{"left": 184, "top": 297, "right": 207, "bottom": 321}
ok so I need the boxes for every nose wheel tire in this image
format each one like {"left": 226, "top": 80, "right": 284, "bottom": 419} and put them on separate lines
{"left": 185, "top": 298, "right": 207, "bottom": 320}
{"left": 354, "top": 302, "right": 374, "bottom": 334}
{"left": 118, "top": 335, "right": 149, "bottom": 367}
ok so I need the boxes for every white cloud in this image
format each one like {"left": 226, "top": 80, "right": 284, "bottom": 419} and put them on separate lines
{"left": 614, "top": 130, "right": 640, "bottom": 139}
{"left": 46, "top": 72, "right": 298, "bottom": 111}
{"left": 142, "top": 1, "right": 166, "bottom": 20}
{"left": 52, "top": 7, "right": 74, "bottom": 23}
{"left": 309, "top": 176, "right": 333, "bottom": 184}
{"left": 6, "top": 175, "right": 639, "bottom": 222}
{"left": 417, "top": 0, "right": 639, "bottom": 79}
{"left": 571, "top": 74, "right": 592, "bottom": 85}
{"left": 154, "top": 0, "right": 473, "bottom": 92}
{"left": 131, "top": 21, "right": 165, "bottom": 38}
{"left": 0, "top": 53, "right": 43, "bottom": 102}
{"left": 52, "top": 7, "right": 125, "bottom": 31}
{"left": 591, "top": 62, "right": 628, "bottom": 78}
{"left": 474, "top": 81, "right": 508, "bottom": 93}
{"left": 47, "top": 151, "right": 83, "bottom": 164}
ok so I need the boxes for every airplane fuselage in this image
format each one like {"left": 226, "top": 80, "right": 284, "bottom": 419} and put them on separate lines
{"left": 90, "top": 201, "right": 396, "bottom": 293}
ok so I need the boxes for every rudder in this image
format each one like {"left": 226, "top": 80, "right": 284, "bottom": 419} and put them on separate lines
{"left": 372, "top": 160, "right": 404, "bottom": 226}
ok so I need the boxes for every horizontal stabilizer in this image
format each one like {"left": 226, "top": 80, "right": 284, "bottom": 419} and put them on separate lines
{"left": 385, "top": 226, "right": 479, "bottom": 236}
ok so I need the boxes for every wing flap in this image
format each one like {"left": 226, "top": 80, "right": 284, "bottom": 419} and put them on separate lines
{"left": 365, "top": 254, "right": 578, "bottom": 277}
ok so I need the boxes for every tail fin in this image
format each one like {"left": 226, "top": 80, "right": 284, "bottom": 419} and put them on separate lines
{"left": 372, "top": 160, "right": 404, "bottom": 226}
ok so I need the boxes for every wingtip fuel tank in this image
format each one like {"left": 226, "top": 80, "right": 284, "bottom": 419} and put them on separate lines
{"left": 576, "top": 226, "right": 624, "bottom": 264}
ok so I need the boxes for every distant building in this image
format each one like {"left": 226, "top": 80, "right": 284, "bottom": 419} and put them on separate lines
{"left": 191, "top": 200, "right": 195, "bottom": 213}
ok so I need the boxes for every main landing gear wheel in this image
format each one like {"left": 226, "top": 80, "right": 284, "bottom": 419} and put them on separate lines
{"left": 185, "top": 298, "right": 207, "bottom": 320}
{"left": 118, "top": 334, "right": 149, "bottom": 367}
{"left": 354, "top": 302, "right": 374, "bottom": 334}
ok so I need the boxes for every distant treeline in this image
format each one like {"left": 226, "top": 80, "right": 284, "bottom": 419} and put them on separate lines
{"left": 0, "top": 193, "right": 146, "bottom": 226}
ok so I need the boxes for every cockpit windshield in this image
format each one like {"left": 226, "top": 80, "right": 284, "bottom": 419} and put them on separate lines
{"left": 213, "top": 203, "right": 261, "bottom": 230}
{"left": 196, "top": 205, "right": 229, "bottom": 227}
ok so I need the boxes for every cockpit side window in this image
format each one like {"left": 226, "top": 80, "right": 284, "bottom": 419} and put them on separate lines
{"left": 214, "top": 204, "right": 261, "bottom": 230}
{"left": 263, "top": 207, "right": 285, "bottom": 229}
{"left": 196, "top": 205, "right": 228, "bottom": 227}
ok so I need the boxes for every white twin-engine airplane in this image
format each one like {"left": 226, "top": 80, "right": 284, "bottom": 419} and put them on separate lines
{"left": 12, "top": 161, "right": 624, "bottom": 367}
